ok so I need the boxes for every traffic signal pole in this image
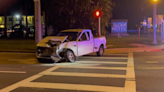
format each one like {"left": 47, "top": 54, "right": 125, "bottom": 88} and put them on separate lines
{"left": 98, "top": 17, "right": 101, "bottom": 37}
{"left": 95, "top": 10, "right": 101, "bottom": 37}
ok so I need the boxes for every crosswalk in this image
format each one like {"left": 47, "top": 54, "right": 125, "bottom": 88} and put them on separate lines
{"left": 0, "top": 53, "right": 136, "bottom": 92}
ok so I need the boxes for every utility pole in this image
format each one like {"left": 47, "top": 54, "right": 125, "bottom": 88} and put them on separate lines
{"left": 33, "top": 0, "right": 42, "bottom": 44}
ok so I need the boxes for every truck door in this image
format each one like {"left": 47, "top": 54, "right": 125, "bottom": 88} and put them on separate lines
{"left": 77, "top": 32, "right": 92, "bottom": 56}
{"left": 86, "top": 31, "right": 94, "bottom": 53}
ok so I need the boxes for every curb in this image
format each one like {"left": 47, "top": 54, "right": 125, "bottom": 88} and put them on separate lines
{"left": 105, "top": 48, "right": 164, "bottom": 53}
{"left": 132, "top": 49, "right": 164, "bottom": 53}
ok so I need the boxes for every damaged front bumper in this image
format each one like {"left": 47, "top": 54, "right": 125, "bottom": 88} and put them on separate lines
{"left": 36, "top": 47, "right": 61, "bottom": 61}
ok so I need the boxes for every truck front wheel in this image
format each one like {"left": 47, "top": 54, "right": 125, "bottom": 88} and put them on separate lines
{"left": 64, "top": 50, "right": 76, "bottom": 63}
{"left": 97, "top": 45, "right": 104, "bottom": 56}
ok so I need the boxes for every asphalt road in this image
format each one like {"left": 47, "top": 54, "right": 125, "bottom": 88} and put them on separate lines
{"left": 0, "top": 52, "right": 135, "bottom": 92}
{"left": 134, "top": 51, "right": 164, "bottom": 92}
{"left": 2, "top": 51, "right": 164, "bottom": 92}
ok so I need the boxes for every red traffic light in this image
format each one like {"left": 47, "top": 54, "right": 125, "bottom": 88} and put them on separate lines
{"left": 95, "top": 11, "right": 101, "bottom": 17}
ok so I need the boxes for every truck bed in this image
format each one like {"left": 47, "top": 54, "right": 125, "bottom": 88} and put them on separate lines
{"left": 93, "top": 36, "right": 106, "bottom": 52}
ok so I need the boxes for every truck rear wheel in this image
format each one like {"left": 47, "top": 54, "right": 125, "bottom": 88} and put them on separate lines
{"left": 97, "top": 45, "right": 104, "bottom": 56}
{"left": 64, "top": 50, "right": 76, "bottom": 63}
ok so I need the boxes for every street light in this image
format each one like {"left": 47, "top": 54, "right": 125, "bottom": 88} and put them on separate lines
{"left": 15, "top": 15, "right": 20, "bottom": 18}
{"left": 153, "top": 0, "right": 157, "bottom": 44}
{"left": 95, "top": 10, "right": 101, "bottom": 37}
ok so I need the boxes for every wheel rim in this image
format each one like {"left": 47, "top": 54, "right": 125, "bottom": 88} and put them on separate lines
{"left": 68, "top": 51, "right": 75, "bottom": 61}
{"left": 100, "top": 47, "right": 104, "bottom": 55}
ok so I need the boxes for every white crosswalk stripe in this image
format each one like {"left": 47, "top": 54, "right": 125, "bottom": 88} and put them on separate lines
{"left": 40, "top": 72, "right": 127, "bottom": 78}
{"left": 59, "top": 66, "right": 127, "bottom": 70}
{"left": 0, "top": 53, "right": 136, "bottom": 92}
{"left": 21, "top": 82, "right": 124, "bottom": 92}
{"left": 77, "top": 61, "right": 128, "bottom": 64}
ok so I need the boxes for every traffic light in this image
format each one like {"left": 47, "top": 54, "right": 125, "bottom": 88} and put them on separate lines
{"left": 95, "top": 10, "right": 101, "bottom": 17}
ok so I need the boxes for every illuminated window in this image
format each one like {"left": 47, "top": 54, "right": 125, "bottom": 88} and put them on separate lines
{"left": 9, "top": 18, "right": 12, "bottom": 21}
{"left": 29, "top": 17, "right": 32, "bottom": 21}
{"left": 16, "top": 18, "right": 19, "bottom": 21}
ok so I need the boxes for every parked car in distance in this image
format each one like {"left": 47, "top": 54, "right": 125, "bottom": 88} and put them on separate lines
{"left": 36, "top": 29, "right": 107, "bottom": 63}
{"left": 8, "top": 24, "right": 27, "bottom": 38}
{"left": 0, "top": 28, "right": 4, "bottom": 37}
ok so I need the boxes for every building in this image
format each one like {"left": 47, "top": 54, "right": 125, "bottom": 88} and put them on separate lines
{"left": 0, "top": 15, "right": 44, "bottom": 29}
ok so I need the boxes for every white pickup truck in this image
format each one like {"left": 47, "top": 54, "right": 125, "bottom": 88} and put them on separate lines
{"left": 36, "top": 29, "right": 106, "bottom": 63}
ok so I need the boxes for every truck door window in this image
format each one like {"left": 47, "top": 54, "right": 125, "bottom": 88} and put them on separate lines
{"left": 79, "top": 33, "right": 87, "bottom": 41}
{"left": 86, "top": 32, "right": 90, "bottom": 40}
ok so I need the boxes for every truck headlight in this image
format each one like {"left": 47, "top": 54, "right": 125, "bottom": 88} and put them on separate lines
{"left": 47, "top": 44, "right": 50, "bottom": 47}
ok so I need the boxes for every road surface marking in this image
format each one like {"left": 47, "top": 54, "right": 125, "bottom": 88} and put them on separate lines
{"left": 40, "top": 72, "right": 127, "bottom": 78}
{"left": 60, "top": 66, "right": 127, "bottom": 70}
{"left": 0, "top": 75, "right": 43, "bottom": 92}
{"left": 37, "top": 63, "right": 99, "bottom": 67}
{"left": 136, "top": 67, "right": 164, "bottom": 70}
{"left": 0, "top": 67, "right": 59, "bottom": 92}
{"left": 77, "top": 61, "right": 127, "bottom": 64}
{"left": 0, "top": 71, "right": 26, "bottom": 74}
{"left": 82, "top": 57, "right": 128, "bottom": 59}
{"left": 104, "top": 54, "right": 128, "bottom": 55}
{"left": 8, "top": 59, "right": 25, "bottom": 61}
{"left": 146, "top": 61, "right": 158, "bottom": 64}
{"left": 55, "top": 63, "right": 98, "bottom": 66}
{"left": 124, "top": 53, "right": 136, "bottom": 92}
{"left": 21, "top": 82, "right": 124, "bottom": 92}
{"left": 0, "top": 55, "right": 130, "bottom": 92}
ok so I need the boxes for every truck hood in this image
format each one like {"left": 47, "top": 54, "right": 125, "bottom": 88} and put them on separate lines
{"left": 37, "top": 36, "right": 68, "bottom": 47}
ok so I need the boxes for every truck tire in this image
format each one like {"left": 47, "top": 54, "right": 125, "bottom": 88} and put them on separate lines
{"left": 97, "top": 45, "right": 104, "bottom": 56}
{"left": 64, "top": 50, "right": 76, "bottom": 63}
{"left": 37, "top": 58, "right": 54, "bottom": 63}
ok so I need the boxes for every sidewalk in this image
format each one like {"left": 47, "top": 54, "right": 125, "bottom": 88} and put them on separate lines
{"left": 105, "top": 44, "right": 164, "bottom": 53}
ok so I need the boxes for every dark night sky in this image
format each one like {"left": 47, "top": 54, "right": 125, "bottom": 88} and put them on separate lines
{"left": 112, "top": 0, "right": 164, "bottom": 29}
{"left": 2, "top": 0, "right": 164, "bottom": 29}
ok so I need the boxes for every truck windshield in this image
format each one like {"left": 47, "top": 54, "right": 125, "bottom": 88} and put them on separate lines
{"left": 57, "top": 32, "right": 79, "bottom": 41}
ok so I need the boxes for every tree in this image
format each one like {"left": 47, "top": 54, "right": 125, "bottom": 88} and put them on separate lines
{"left": 43, "top": 0, "right": 114, "bottom": 36}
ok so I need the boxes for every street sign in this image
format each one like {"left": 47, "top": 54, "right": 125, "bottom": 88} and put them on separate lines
{"left": 111, "top": 21, "right": 127, "bottom": 33}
